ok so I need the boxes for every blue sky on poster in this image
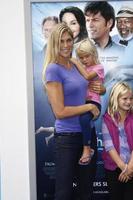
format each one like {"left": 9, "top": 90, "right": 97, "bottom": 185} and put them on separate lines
{"left": 31, "top": 1, "right": 133, "bottom": 52}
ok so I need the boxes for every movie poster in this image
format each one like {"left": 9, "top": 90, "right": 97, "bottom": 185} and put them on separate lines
{"left": 31, "top": 1, "right": 133, "bottom": 199}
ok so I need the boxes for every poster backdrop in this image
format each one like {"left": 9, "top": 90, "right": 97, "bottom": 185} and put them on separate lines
{"left": 32, "top": 1, "right": 133, "bottom": 199}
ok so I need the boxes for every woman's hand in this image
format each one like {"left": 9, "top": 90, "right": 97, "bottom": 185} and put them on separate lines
{"left": 89, "top": 80, "right": 106, "bottom": 95}
{"left": 87, "top": 103, "right": 100, "bottom": 119}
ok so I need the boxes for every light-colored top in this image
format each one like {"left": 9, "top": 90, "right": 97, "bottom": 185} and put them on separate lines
{"left": 86, "top": 64, "right": 104, "bottom": 103}
{"left": 45, "top": 63, "right": 88, "bottom": 133}
{"left": 102, "top": 121, "right": 131, "bottom": 164}
{"left": 96, "top": 39, "right": 125, "bottom": 75}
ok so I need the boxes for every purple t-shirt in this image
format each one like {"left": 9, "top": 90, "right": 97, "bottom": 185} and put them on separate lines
{"left": 45, "top": 63, "right": 88, "bottom": 133}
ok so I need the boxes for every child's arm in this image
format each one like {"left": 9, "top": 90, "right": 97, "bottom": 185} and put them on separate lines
{"left": 70, "top": 58, "right": 97, "bottom": 80}
{"left": 127, "top": 151, "right": 133, "bottom": 176}
{"left": 102, "top": 121, "right": 130, "bottom": 182}
{"left": 102, "top": 122, "right": 126, "bottom": 171}
{"left": 118, "top": 150, "right": 133, "bottom": 182}
{"left": 108, "top": 149, "right": 126, "bottom": 171}
{"left": 104, "top": 135, "right": 130, "bottom": 182}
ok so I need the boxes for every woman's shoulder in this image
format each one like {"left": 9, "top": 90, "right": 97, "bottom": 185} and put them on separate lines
{"left": 46, "top": 63, "right": 61, "bottom": 73}
{"left": 45, "top": 63, "right": 64, "bottom": 83}
{"left": 47, "top": 63, "right": 60, "bottom": 69}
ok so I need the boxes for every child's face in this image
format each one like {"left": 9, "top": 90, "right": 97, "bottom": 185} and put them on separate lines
{"left": 78, "top": 53, "right": 94, "bottom": 66}
{"left": 118, "top": 91, "right": 133, "bottom": 112}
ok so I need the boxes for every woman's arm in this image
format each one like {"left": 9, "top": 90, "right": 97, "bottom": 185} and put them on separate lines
{"left": 70, "top": 58, "right": 97, "bottom": 80}
{"left": 46, "top": 81, "right": 100, "bottom": 119}
{"left": 70, "top": 58, "right": 105, "bottom": 95}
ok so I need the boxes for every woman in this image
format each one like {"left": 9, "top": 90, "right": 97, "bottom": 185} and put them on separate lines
{"left": 43, "top": 23, "right": 100, "bottom": 200}
{"left": 59, "top": 6, "right": 88, "bottom": 44}
{"left": 102, "top": 82, "right": 133, "bottom": 200}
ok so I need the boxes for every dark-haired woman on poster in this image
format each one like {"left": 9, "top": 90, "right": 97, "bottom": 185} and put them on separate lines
{"left": 59, "top": 6, "right": 88, "bottom": 45}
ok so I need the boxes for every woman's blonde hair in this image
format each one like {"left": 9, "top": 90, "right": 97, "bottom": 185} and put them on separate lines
{"left": 42, "top": 23, "right": 73, "bottom": 81}
{"left": 108, "top": 82, "right": 133, "bottom": 119}
{"left": 76, "top": 38, "right": 99, "bottom": 64}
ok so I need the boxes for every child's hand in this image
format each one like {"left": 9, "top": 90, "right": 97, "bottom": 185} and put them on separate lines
{"left": 127, "top": 163, "right": 133, "bottom": 177}
{"left": 70, "top": 57, "right": 79, "bottom": 66}
{"left": 118, "top": 172, "right": 131, "bottom": 183}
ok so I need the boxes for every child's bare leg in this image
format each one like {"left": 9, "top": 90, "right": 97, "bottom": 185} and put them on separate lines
{"left": 79, "top": 146, "right": 94, "bottom": 165}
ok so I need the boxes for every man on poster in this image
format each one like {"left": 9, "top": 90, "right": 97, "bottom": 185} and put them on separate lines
{"left": 84, "top": 1, "right": 125, "bottom": 75}
{"left": 113, "top": 6, "right": 133, "bottom": 47}
{"left": 113, "top": 6, "right": 133, "bottom": 66}
{"left": 84, "top": 1, "right": 133, "bottom": 138}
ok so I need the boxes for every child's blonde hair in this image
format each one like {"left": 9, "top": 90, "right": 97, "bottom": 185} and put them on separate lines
{"left": 108, "top": 82, "right": 133, "bottom": 120}
{"left": 76, "top": 38, "right": 99, "bottom": 64}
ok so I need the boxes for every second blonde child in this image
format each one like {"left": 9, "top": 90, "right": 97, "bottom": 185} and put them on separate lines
{"left": 102, "top": 82, "right": 133, "bottom": 200}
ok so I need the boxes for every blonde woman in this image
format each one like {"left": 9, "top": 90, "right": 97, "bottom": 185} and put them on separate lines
{"left": 102, "top": 82, "right": 133, "bottom": 200}
{"left": 43, "top": 23, "right": 103, "bottom": 200}
{"left": 71, "top": 38, "right": 104, "bottom": 165}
